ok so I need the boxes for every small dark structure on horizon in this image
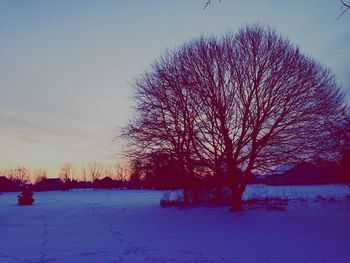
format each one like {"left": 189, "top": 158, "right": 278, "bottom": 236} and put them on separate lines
{"left": 93, "top": 177, "right": 124, "bottom": 189}
{"left": 266, "top": 162, "right": 337, "bottom": 186}
{"left": 34, "top": 178, "right": 66, "bottom": 191}
{"left": 0, "top": 176, "right": 21, "bottom": 192}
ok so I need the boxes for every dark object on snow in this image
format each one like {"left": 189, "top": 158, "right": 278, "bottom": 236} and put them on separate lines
{"left": 93, "top": 177, "right": 124, "bottom": 189}
{"left": 18, "top": 189, "right": 34, "bottom": 205}
{"left": 34, "top": 178, "right": 66, "bottom": 191}
{"left": 266, "top": 162, "right": 335, "bottom": 185}
{"left": 0, "top": 176, "right": 21, "bottom": 192}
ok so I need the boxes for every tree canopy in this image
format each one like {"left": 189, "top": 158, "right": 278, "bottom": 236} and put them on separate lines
{"left": 123, "top": 25, "right": 346, "bottom": 210}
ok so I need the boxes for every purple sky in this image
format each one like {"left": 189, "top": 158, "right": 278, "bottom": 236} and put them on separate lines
{"left": 0, "top": 0, "right": 349, "bottom": 177}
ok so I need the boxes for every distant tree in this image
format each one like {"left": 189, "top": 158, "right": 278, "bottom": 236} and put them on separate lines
{"left": 113, "top": 163, "right": 129, "bottom": 186}
{"left": 88, "top": 162, "right": 103, "bottom": 189}
{"left": 33, "top": 169, "right": 48, "bottom": 184}
{"left": 81, "top": 164, "right": 88, "bottom": 191}
{"left": 104, "top": 164, "right": 113, "bottom": 178}
{"left": 59, "top": 163, "right": 77, "bottom": 190}
{"left": 10, "top": 166, "right": 31, "bottom": 184}
{"left": 59, "top": 163, "right": 75, "bottom": 182}
{"left": 124, "top": 25, "right": 346, "bottom": 211}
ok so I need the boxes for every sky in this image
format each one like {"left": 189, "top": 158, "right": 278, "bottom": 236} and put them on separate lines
{"left": 0, "top": 0, "right": 349, "bottom": 178}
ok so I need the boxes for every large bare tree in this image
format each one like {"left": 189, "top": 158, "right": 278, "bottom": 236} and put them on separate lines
{"left": 219, "top": 26, "right": 344, "bottom": 209}
{"left": 123, "top": 25, "right": 346, "bottom": 211}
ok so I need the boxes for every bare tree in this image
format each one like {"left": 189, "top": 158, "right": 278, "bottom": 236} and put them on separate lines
{"left": 88, "top": 161, "right": 103, "bottom": 188}
{"left": 124, "top": 25, "right": 346, "bottom": 211}
{"left": 114, "top": 163, "right": 129, "bottom": 182}
{"left": 9, "top": 166, "right": 31, "bottom": 184}
{"left": 34, "top": 169, "right": 48, "bottom": 184}
{"left": 59, "top": 163, "right": 75, "bottom": 182}
{"left": 104, "top": 164, "right": 113, "bottom": 178}
{"left": 193, "top": 26, "right": 344, "bottom": 209}
{"left": 79, "top": 164, "right": 88, "bottom": 191}
{"left": 222, "top": 26, "right": 344, "bottom": 209}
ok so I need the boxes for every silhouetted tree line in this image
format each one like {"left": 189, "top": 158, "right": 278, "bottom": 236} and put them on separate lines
{"left": 123, "top": 25, "right": 348, "bottom": 210}
{"left": 0, "top": 161, "right": 131, "bottom": 192}
{"left": 0, "top": 167, "right": 31, "bottom": 192}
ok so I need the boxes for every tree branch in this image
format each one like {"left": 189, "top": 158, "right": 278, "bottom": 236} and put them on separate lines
{"left": 337, "top": 0, "right": 350, "bottom": 19}
{"left": 203, "top": 0, "right": 221, "bottom": 9}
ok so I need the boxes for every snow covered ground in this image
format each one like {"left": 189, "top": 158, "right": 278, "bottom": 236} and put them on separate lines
{"left": 0, "top": 185, "right": 349, "bottom": 263}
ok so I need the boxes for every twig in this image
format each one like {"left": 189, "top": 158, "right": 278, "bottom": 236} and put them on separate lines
{"left": 337, "top": 0, "right": 350, "bottom": 19}
{"left": 203, "top": 0, "right": 211, "bottom": 9}
{"left": 203, "top": 0, "right": 221, "bottom": 10}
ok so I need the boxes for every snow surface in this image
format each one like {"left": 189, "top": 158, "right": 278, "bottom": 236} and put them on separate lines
{"left": 0, "top": 185, "right": 350, "bottom": 263}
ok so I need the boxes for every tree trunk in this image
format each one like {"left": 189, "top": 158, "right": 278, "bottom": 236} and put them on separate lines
{"left": 183, "top": 187, "right": 190, "bottom": 205}
{"left": 215, "top": 169, "right": 224, "bottom": 203}
{"left": 192, "top": 186, "right": 200, "bottom": 204}
{"left": 215, "top": 184, "right": 222, "bottom": 203}
{"left": 230, "top": 183, "right": 244, "bottom": 211}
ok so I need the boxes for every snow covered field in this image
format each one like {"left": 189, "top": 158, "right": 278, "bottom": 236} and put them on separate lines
{"left": 0, "top": 185, "right": 350, "bottom": 263}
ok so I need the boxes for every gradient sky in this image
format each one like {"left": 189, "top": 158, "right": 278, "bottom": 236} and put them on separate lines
{"left": 0, "top": 0, "right": 349, "bottom": 178}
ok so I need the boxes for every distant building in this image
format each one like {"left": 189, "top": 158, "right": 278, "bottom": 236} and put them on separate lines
{"left": 265, "top": 163, "right": 297, "bottom": 176}
{"left": 34, "top": 178, "right": 66, "bottom": 191}
{"left": 93, "top": 177, "right": 123, "bottom": 189}
{"left": 266, "top": 162, "right": 336, "bottom": 185}
{"left": 0, "top": 176, "right": 21, "bottom": 192}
